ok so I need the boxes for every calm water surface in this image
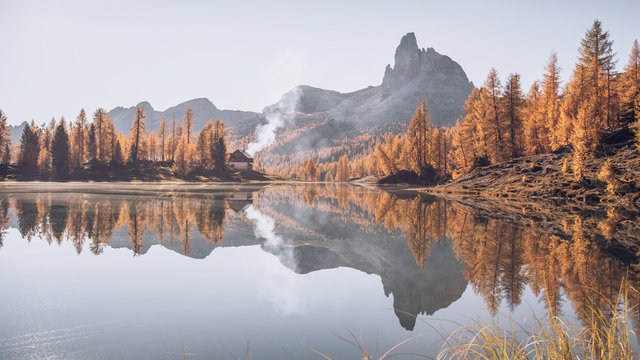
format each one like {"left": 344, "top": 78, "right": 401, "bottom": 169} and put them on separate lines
{"left": 0, "top": 182, "right": 637, "bottom": 359}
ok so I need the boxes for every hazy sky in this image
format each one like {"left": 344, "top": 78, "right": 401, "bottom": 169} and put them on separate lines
{"left": 1, "top": 0, "right": 638, "bottom": 126}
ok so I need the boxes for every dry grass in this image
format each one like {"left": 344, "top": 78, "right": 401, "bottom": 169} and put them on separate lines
{"left": 437, "top": 286, "right": 636, "bottom": 360}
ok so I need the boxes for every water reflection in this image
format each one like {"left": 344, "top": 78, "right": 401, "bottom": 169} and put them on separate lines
{"left": 0, "top": 183, "right": 639, "bottom": 335}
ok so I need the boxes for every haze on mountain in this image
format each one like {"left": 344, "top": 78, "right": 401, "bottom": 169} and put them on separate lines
{"left": 99, "top": 32, "right": 472, "bottom": 161}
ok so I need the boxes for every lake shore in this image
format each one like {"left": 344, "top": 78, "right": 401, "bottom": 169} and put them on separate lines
{"left": 421, "top": 128, "right": 640, "bottom": 204}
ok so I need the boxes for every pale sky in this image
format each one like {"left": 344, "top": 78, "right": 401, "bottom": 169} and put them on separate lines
{"left": 1, "top": 0, "right": 638, "bottom": 126}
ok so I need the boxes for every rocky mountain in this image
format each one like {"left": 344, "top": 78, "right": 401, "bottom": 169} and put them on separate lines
{"left": 95, "top": 32, "right": 474, "bottom": 166}
{"left": 257, "top": 32, "right": 474, "bottom": 165}
{"left": 107, "top": 98, "right": 264, "bottom": 134}
{"left": 8, "top": 122, "right": 26, "bottom": 146}
{"left": 270, "top": 32, "right": 473, "bottom": 128}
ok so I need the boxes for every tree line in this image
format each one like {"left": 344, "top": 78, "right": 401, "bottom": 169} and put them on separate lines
{"left": 295, "top": 20, "right": 639, "bottom": 182}
{"left": 0, "top": 105, "right": 229, "bottom": 180}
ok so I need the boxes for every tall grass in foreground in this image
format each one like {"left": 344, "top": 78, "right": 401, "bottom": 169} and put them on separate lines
{"left": 314, "top": 287, "right": 636, "bottom": 360}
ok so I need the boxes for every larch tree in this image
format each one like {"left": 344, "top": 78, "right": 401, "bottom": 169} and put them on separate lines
{"left": 335, "top": 154, "right": 350, "bottom": 181}
{"left": 619, "top": 40, "right": 640, "bottom": 123}
{"left": 148, "top": 131, "right": 157, "bottom": 161}
{"left": 407, "top": 99, "right": 432, "bottom": 174}
{"left": 303, "top": 158, "right": 318, "bottom": 180}
{"left": 0, "top": 110, "right": 10, "bottom": 165}
{"left": 542, "top": 52, "right": 563, "bottom": 150}
{"left": 128, "top": 106, "right": 147, "bottom": 162}
{"left": 51, "top": 123, "right": 70, "bottom": 180}
{"left": 578, "top": 19, "right": 616, "bottom": 130}
{"left": 502, "top": 73, "right": 525, "bottom": 157}
{"left": 483, "top": 68, "right": 506, "bottom": 162}
{"left": 158, "top": 116, "right": 167, "bottom": 162}
{"left": 93, "top": 108, "right": 108, "bottom": 161}
{"left": 183, "top": 107, "right": 195, "bottom": 144}
{"left": 195, "top": 130, "right": 208, "bottom": 167}
{"left": 71, "top": 109, "right": 88, "bottom": 170}
{"left": 522, "top": 82, "right": 547, "bottom": 155}
{"left": 173, "top": 133, "right": 194, "bottom": 176}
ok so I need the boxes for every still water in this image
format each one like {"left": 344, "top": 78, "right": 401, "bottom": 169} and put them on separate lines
{"left": 0, "top": 182, "right": 637, "bottom": 359}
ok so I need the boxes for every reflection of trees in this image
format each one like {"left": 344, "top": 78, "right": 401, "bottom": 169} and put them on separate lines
{"left": 195, "top": 198, "right": 226, "bottom": 245}
{"left": 3, "top": 193, "right": 231, "bottom": 257}
{"left": 257, "top": 184, "right": 639, "bottom": 323}
{"left": 127, "top": 201, "right": 145, "bottom": 255}
{"left": 0, "top": 199, "right": 9, "bottom": 247}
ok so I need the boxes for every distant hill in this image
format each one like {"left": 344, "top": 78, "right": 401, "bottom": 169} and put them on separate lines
{"left": 107, "top": 98, "right": 264, "bottom": 135}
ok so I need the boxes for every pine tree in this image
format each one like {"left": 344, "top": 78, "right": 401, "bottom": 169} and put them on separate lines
{"left": 86, "top": 124, "right": 97, "bottom": 161}
{"left": 18, "top": 123, "right": 40, "bottom": 179}
{"left": 128, "top": 106, "right": 147, "bottom": 162}
{"left": 211, "top": 120, "right": 227, "bottom": 171}
{"left": 111, "top": 137, "right": 123, "bottom": 166}
{"left": 51, "top": 123, "right": 70, "bottom": 180}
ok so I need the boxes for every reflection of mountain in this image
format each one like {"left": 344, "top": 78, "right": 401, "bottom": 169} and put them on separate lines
{"left": 0, "top": 185, "right": 468, "bottom": 331}
{"left": 3, "top": 183, "right": 636, "bottom": 334}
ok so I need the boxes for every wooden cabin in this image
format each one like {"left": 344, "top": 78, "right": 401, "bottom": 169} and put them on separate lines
{"left": 227, "top": 150, "right": 254, "bottom": 171}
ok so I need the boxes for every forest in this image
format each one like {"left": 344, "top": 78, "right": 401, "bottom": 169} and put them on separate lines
{"left": 0, "top": 105, "right": 230, "bottom": 181}
{"left": 288, "top": 20, "right": 640, "bottom": 186}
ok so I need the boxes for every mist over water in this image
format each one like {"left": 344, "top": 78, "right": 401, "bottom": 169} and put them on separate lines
{"left": 246, "top": 86, "right": 302, "bottom": 156}
{"left": 245, "top": 204, "right": 297, "bottom": 272}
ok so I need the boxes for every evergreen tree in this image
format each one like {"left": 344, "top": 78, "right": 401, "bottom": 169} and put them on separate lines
{"left": 18, "top": 123, "right": 40, "bottom": 179}
{"left": 111, "top": 138, "right": 123, "bottom": 166}
{"left": 86, "top": 124, "right": 97, "bottom": 161}
{"left": 212, "top": 120, "right": 227, "bottom": 171}
{"left": 51, "top": 123, "right": 70, "bottom": 180}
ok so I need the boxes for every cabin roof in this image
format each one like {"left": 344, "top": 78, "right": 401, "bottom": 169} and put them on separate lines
{"left": 228, "top": 149, "right": 253, "bottom": 162}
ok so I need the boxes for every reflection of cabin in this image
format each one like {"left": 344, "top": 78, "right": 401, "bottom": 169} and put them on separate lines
{"left": 227, "top": 150, "right": 253, "bottom": 171}
{"left": 227, "top": 191, "right": 253, "bottom": 213}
